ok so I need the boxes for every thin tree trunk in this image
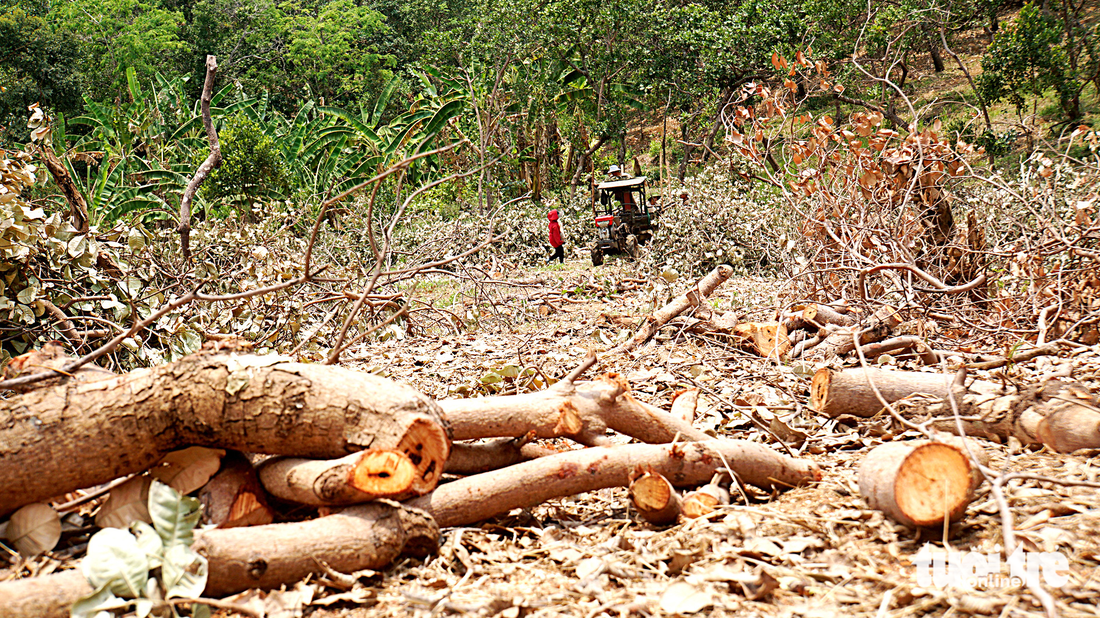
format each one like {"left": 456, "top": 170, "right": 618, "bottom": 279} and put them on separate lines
{"left": 179, "top": 55, "right": 222, "bottom": 263}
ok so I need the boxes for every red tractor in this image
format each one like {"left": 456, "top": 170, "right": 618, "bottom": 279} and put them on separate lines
{"left": 590, "top": 175, "right": 661, "bottom": 266}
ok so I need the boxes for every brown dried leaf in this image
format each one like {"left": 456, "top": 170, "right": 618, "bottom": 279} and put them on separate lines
{"left": 5, "top": 502, "right": 61, "bottom": 557}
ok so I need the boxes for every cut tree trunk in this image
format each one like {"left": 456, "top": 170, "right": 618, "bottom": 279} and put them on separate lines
{"left": 0, "top": 351, "right": 450, "bottom": 517}
{"left": 610, "top": 265, "right": 733, "bottom": 355}
{"left": 406, "top": 440, "right": 821, "bottom": 528}
{"left": 905, "top": 381, "right": 1100, "bottom": 453}
{"left": 0, "top": 502, "right": 438, "bottom": 617}
{"left": 859, "top": 440, "right": 978, "bottom": 527}
{"left": 803, "top": 306, "right": 901, "bottom": 361}
{"left": 810, "top": 366, "right": 997, "bottom": 418}
{"left": 199, "top": 451, "right": 275, "bottom": 528}
{"left": 629, "top": 467, "right": 682, "bottom": 525}
{"left": 857, "top": 336, "right": 938, "bottom": 365}
{"left": 445, "top": 436, "right": 557, "bottom": 475}
{"left": 440, "top": 370, "right": 711, "bottom": 446}
{"left": 257, "top": 450, "right": 419, "bottom": 506}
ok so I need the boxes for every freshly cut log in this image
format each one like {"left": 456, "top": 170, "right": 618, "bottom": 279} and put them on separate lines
{"left": 804, "top": 306, "right": 901, "bottom": 361}
{"left": 908, "top": 382, "right": 1100, "bottom": 453}
{"left": 732, "top": 322, "right": 791, "bottom": 358}
{"left": 0, "top": 351, "right": 450, "bottom": 517}
{"left": 445, "top": 436, "right": 557, "bottom": 475}
{"left": 407, "top": 440, "right": 821, "bottom": 528}
{"left": 199, "top": 451, "right": 274, "bottom": 528}
{"left": 0, "top": 502, "right": 438, "bottom": 617}
{"left": 858, "top": 440, "right": 978, "bottom": 527}
{"left": 857, "top": 336, "right": 937, "bottom": 365}
{"left": 257, "top": 449, "right": 418, "bottom": 506}
{"left": 681, "top": 482, "right": 730, "bottom": 519}
{"left": 195, "top": 501, "right": 438, "bottom": 596}
{"left": 441, "top": 370, "right": 711, "bottom": 446}
{"left": 610, "top": 264, "right": 733, "bottom": 354}
{"left": 810, "top": 367, "right": 996, "bottom": 418}
{"left": 629, "top": 467, "right": 681, "bottom": 525}
{"left": 782, "top": 304, "right": 856, "bottom": 331}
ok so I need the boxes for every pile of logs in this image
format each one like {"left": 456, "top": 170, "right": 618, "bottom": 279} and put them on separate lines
{"left": 0, "top": 268, "right": 823, "bottom": 617}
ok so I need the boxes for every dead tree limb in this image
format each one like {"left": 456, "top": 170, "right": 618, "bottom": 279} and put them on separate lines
{"left": 0, "top": 351, "right": 449, "bottom": 517}
{"left": 440, "top": 371, "right": 711, "bottom": 446}
{"left": 610, "top": 264, "right": 733, "bottom": 355}
{"left": 179, "top": 55, "right": 222, "bottom": 263}
{"left": 803, "top": 306, "right": 902, "bottom": 361}
{"left": 35, "top": 146, "right": 89, "bottom": 234}
{"left": 406, "top": 440, "right": 821, "bottom": 528}
{"left": 857, "top": 335, "right": 938, "bottom": 364}
{"left": 905, "top": 381, "right": 1100, "bottom": 453}
{"left": 445, "top": 435, "right": 557, "bottom": 475}
{"left": 0, "top": 502, "right": 438, "bottom": 617}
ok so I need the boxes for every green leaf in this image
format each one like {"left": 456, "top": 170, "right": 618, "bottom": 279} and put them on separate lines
{"left": 81, "top": 528, "right": 150, "bottom": 598}
{"left": 161, "top": 543, "right": 208, "bottom": 599}
{"left": 70, "top": 585, "right": 130, "bottom": 618}
{"left": 148, "top": 480, "right": 201, "bottom": 548}
{"left": 130, "top": 521, "right": 164, "bottom": 569}
{"left": 480, "top": 371, "right": 503, "bottom": 385}
{"left": 127, "top": 228, "right": 146, "bottom": 253}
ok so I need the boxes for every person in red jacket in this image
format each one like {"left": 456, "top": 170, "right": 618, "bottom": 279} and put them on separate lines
{"left": 547, "top": 209, "right": 564, "bottom": 264}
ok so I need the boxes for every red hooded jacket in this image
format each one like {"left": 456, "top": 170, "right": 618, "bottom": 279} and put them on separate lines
{"left": 547, "top": 210, "right": 562, "bottom": 247}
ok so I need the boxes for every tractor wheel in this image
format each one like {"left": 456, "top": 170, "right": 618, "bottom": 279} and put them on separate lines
{"left": 626, "top": 234, "right": 639, "bottom": 258}
{"left": 591, "top": 247, "right": 604, "bottom": 266}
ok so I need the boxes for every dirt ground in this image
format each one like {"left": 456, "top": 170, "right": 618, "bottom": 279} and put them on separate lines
{"left": 6, "top": 256, "right": 1100, "bottom": 618}
{"left": 296, "top": 257, "right": 1099, "bottom": 618}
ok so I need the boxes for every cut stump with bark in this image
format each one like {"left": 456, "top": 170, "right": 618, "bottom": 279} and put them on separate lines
{"left": 810, "top": 366, "right": 996, "bottom": 418}
{"left": 629, "top": 467, "right": 682, "bottom": 525}
{"left": 858, "top": 440, "right": 979, "bottom": 528}
{"left": 257, "top": 449, "right": 419, "bottom": 506}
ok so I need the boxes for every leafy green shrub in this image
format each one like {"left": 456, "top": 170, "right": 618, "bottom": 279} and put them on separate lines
{"left": 203, "top": 113, "right": 289, "bottom": 213}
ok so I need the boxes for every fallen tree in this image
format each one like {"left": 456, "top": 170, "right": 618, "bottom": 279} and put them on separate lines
{"left": 0, "top": 350, "right": 450, "bottom": 517}
{"left": 0, "top": 501, "right": 438, "bottom": 618}
{"left": 407, "top": 440, "right": 821, "bottom": 528}
{"left": 440, "top": 356, "right": 712, "bottom": 445}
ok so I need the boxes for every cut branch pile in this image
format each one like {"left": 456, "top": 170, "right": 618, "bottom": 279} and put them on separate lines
{"left": 0, "top": 275, "right": 822, "bottom": 617}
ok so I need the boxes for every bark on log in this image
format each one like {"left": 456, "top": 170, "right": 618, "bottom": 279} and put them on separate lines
{"left": 406, "top": 440, "right": 821, "bottom": 528}
{"left": 810, "top": 366, "right": 997, "bottom": 418}
{"left": 195, "top": 501, "right": 438, "bottom": 596}
{"left": 610, "top": 265, "right": 733, "bottom": 354}
{"left": 445, "top": 436, "right": 557, "bottom": 475}
{"left": 804, "top": 306, "right": 901, "bottom": 361}
{"left": 906, "top": 382, "right": 1100, "bottom": 453}
{"left": 199, "top": 451, "right": 275, "bottom": 528}
{"left": 782, "top": 304, "right": 856, "bottom": 331}
{"left": 858, "top": 440, "right": 978, "bottom": 527}
{"left": 0, "top": 502, "right": 438, "bottom": 617}
{"left": 257, "top": 450, "right": 419, "bottom": 506}
{"left": 0, "top": 351, "right": 450, "bottom": 517}
{"left": 440, "top": 371, "right": 711, "bottom": 446}
{"left": 857, "top": 336, "right": 938, "bottom": 365}
{"left": 628, "top": 467, "right": 681, "bottom": 525}
{"left": 35, "top": 146, "right": 89, "bottom": 234}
